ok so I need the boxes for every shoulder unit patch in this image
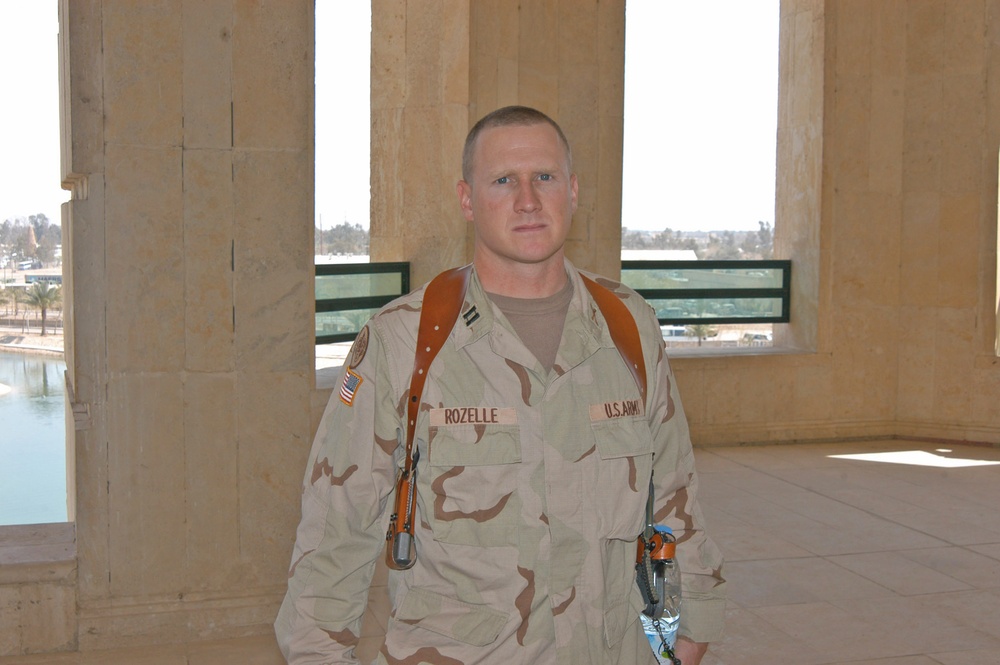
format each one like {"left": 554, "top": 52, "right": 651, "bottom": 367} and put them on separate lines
{"left": 348, "top": 325, "right": 370, "bottom": 369}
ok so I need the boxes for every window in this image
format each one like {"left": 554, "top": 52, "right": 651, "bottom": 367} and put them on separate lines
{"left": 0, "top": 2, "right": 71, "bottom": 527}
{"left": 315, "top": 1, "right": 371, "bottom": 263}
{"left": 996, "top": 146, "right": 1000, "bottom": 356}
{"left": 622, "top": 0, "right": 779, "bottom": 245}
{"left": 314, "top": 2, "right": 373, "bottom": 371}
{"left": 315, "top": 262, "right": 409, "bottom": 345}
{"left": 622, "top": 0, "right": 781, "bottom": 349}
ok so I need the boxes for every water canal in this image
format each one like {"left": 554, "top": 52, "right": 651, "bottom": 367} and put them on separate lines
{"left": 0, "top": 350, "right": 68, "bottom": 525}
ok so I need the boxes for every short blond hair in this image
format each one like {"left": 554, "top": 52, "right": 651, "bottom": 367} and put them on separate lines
{"left": 462, "top": 106, "right": 572, "bottom": 182}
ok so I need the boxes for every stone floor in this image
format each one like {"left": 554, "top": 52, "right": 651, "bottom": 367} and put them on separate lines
{"left": 4, "top": 439, "right": 1000, "bottom": 664}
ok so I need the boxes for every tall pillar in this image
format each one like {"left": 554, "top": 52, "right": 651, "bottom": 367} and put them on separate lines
{"left": 370, "top": 0, "right": 472, "bottom": 287}
{"left": 370, "top": 0, "right": 627, "bottom": 285}
{"left": 61, "top": 0, "right": 316, "bottom": 649}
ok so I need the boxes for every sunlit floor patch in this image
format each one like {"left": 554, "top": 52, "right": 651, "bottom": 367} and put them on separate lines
{"left": 829, "top": 449, "right": 1000, "bottom": 468}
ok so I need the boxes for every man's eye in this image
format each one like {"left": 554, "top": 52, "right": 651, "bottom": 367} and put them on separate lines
{"left": 538, "top": 174, "right": 552, "bottom": 181}
{"left": 495, "top": 176, "right": 509, "bottom": 185}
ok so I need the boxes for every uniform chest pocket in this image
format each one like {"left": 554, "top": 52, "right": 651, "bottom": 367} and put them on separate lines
{"left": 588, "top": 416, "right": 653, "bottom": 540}
{"left": 424, "top": 422, "right": 521, "bottom": 547}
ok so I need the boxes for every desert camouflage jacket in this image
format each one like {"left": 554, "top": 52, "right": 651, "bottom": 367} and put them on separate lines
{"left": 275, "top": 261, "right": 726, "bottom": 664}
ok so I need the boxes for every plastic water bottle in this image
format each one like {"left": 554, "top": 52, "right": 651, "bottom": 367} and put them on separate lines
{"left": 640, "top": 526, "right": 680, "bottom": 664}
{"left": 641, "top": 613, "right": 679, "bottom": 664}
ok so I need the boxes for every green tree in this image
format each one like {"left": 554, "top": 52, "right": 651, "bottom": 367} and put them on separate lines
{"left": 756, "top": 220, "right": 773, "bottom": 259}
{"left": 0, "top": 219, "right": 13, "bottom": 248}
{"left": 701, "top": 230, "right": 740, "bottom": 260}
{"left": 11, "top": 224, "right": 34, "bottom": 263}
{"left": 0, "top": 288, "right": 11, "bottom": 315}
{"left": 652, "top": 228, "right": 699, "bottom": 252}
{"left": 37, "top": 226, "right": 60, "bottom": 265}
{"left": 316, "top": 222, "right": 369, "bottom": 256}
{"left": 621, "top": 228, "right": 650, "bottom": 249}
{"left": 737, "top": 221, "right": 774, "bottom": 259}
{"left": 6, "top": 285, "right": 24, "bottom": 317}
{"left": 685, "top": 323, "right": 718, "bottom": 346}
{"left": 28, "top": 214, "right": 51, "bottom": 247}
{"left": 24, "top": 282, "right": 61, "bottom": 336}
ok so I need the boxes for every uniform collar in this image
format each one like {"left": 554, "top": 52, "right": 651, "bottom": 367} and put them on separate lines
{"left": 450, "top": 260, "right": 617, "bottom": 369}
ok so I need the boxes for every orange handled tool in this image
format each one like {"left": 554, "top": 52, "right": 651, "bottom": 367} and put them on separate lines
{"left": 386, "top": 449, "right": 419, "bottom": 569}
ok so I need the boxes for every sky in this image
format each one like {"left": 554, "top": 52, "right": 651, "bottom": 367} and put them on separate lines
{"left": 315, "top": 1, "right": 372, "bottom": 233}
{"left": 1, "top": 1, "right": 778, "bottom": 236}
{"left": 0, "top": 2, "right": 67, "bottom": 227}
{"left": 315, "top": 0, "right": 780, "bottom": 234}
{"left": 622, "top": 1, "right": 780, "bottom": 232}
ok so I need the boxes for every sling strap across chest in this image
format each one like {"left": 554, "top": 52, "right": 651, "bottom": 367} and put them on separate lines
{"left": 385, "top": 264, "right": 648, "bottom": 570}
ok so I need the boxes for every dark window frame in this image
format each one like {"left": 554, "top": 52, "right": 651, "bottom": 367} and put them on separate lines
{"left": 315, "top": 259, "right": 790, "bottom": 345}
{"left": 621, "top": 259, "right": 792, "bottom": 326}
{"left": 315, "top": 262, "right": 409, "bottom": 344}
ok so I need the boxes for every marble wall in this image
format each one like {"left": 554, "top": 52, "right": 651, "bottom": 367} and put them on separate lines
{"left": 46, "top": 0, "right": 315, "bottom": 653}
{"left": 370, "top": 0, "right": 626, "bottom": 285}
{"left": 674, "top": 0, "right": 1000, "bottom": 447}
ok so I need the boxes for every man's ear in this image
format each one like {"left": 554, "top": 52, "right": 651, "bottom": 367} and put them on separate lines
{"left": 570, "top": 173, "right": 579, "bottom": 214}
{"left": 457, "top": 180, "right": 475, "bottom": 222}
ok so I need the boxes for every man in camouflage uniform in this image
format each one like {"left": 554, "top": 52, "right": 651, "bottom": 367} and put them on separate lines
{"left": 276, "top": 106, "right": 726, "bottom": 664}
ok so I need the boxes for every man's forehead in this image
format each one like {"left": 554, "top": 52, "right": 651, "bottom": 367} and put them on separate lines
{"left": 474, "top": 123, "right": 569, "bottom": 168}
{"left": 478, "top": 122, "right": 561, "bottom": 145}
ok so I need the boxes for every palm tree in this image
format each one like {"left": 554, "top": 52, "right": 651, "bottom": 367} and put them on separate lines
{"left": 685, "top": 323, "right": 718, "bottom": 347}
{"left": 7, "top": 286, "right": 23, "bottom": 317}
{"left": 23, "top": 282, "right": 61, "bottom": 336}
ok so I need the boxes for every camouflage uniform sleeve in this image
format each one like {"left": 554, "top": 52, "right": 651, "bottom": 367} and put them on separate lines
{"left": 642, "top": 307, "right": 727, "bottom": 644}
{"left": 275, "top": 323, "right": 401, "bottom": 664}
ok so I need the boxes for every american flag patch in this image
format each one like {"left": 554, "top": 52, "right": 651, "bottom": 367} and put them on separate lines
{"left": 339, "top": 369, "right": 363, "bottom": 406}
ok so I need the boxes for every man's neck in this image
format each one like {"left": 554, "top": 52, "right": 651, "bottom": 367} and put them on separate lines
{"left": 473, "top": 253, "right": 568, "bottom": 298}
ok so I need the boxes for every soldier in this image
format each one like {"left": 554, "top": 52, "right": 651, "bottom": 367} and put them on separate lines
{"left": 276, "top": 106, "right": 726, "bottom": 664}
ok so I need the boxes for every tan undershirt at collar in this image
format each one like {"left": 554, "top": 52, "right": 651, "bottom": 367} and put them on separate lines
{"left": 487, "top": 279, "right": 574, "bottom": 373}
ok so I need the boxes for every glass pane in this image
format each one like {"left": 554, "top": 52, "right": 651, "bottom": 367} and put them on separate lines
{"left": 662, "top": 323, "right": 773, "bottom": 348}
{"left": 316, "top": 308, "right": 379, "bottom": 337}
{"left": 621, "top": 266, "right": 785, "bottom": 290}
{"left": 649, "top": 297, "right": 784, "bottom": 320}
{"left": 316, "top": 272, "right": 403, "bottom": 300}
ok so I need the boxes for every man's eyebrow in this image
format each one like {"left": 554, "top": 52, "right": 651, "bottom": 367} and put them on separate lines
{"left": 492, "top": 165, "right": 562, "bottom": 175}
{"left": 482, "top": 162, "right": 565, "bottom": 180}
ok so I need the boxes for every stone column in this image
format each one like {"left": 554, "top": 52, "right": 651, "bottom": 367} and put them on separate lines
{"left": 370, "top": 0, "right": 627, "bottom": 285}
{"left": 370, "top": 0, "right": 472, "bottom": 287}
{"left": 61, "top": 0, "right": 315, "bottom": 649}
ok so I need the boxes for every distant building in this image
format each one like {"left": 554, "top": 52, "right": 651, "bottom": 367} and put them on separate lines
{"left": 621, "top": 249, "right": 699, "bottom": 261}
{"left": 315, "top": 254, "right": 370, "bottom": 264}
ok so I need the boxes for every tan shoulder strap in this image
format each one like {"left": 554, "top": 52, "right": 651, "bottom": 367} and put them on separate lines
{"left": 387, "top": 264, "right": 472, "bottom": 569}
{"left": 406, "top": 264, "right": 474, "bottom": 455}
{"left": 580, "top": 274, "right": 647, "bottom": 403}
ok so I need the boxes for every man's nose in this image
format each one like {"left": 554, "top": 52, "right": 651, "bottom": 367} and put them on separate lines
{"left": 514, "top": 182, "right": 542, "bottom": 213}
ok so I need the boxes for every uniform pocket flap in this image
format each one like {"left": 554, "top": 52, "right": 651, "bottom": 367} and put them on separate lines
{"left": 591, "top": 417, "right": 653, "bottom": 459}
{"left": 429, "top": 426, "right": 521, "bottom": 467}
{"left": 396, "top": 587, "right": 509, "bottom": 647}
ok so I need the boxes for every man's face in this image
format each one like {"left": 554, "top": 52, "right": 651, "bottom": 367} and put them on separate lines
{"left": 457, "top": 123, "right": 578, "bottom": 271}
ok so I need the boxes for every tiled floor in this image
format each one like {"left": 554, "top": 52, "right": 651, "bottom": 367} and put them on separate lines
{"left": 4, "top": 439, "right": 1000, "bottom": 664}
{"left": 698, "top": 440, "right": 1000, "bottom": 665}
